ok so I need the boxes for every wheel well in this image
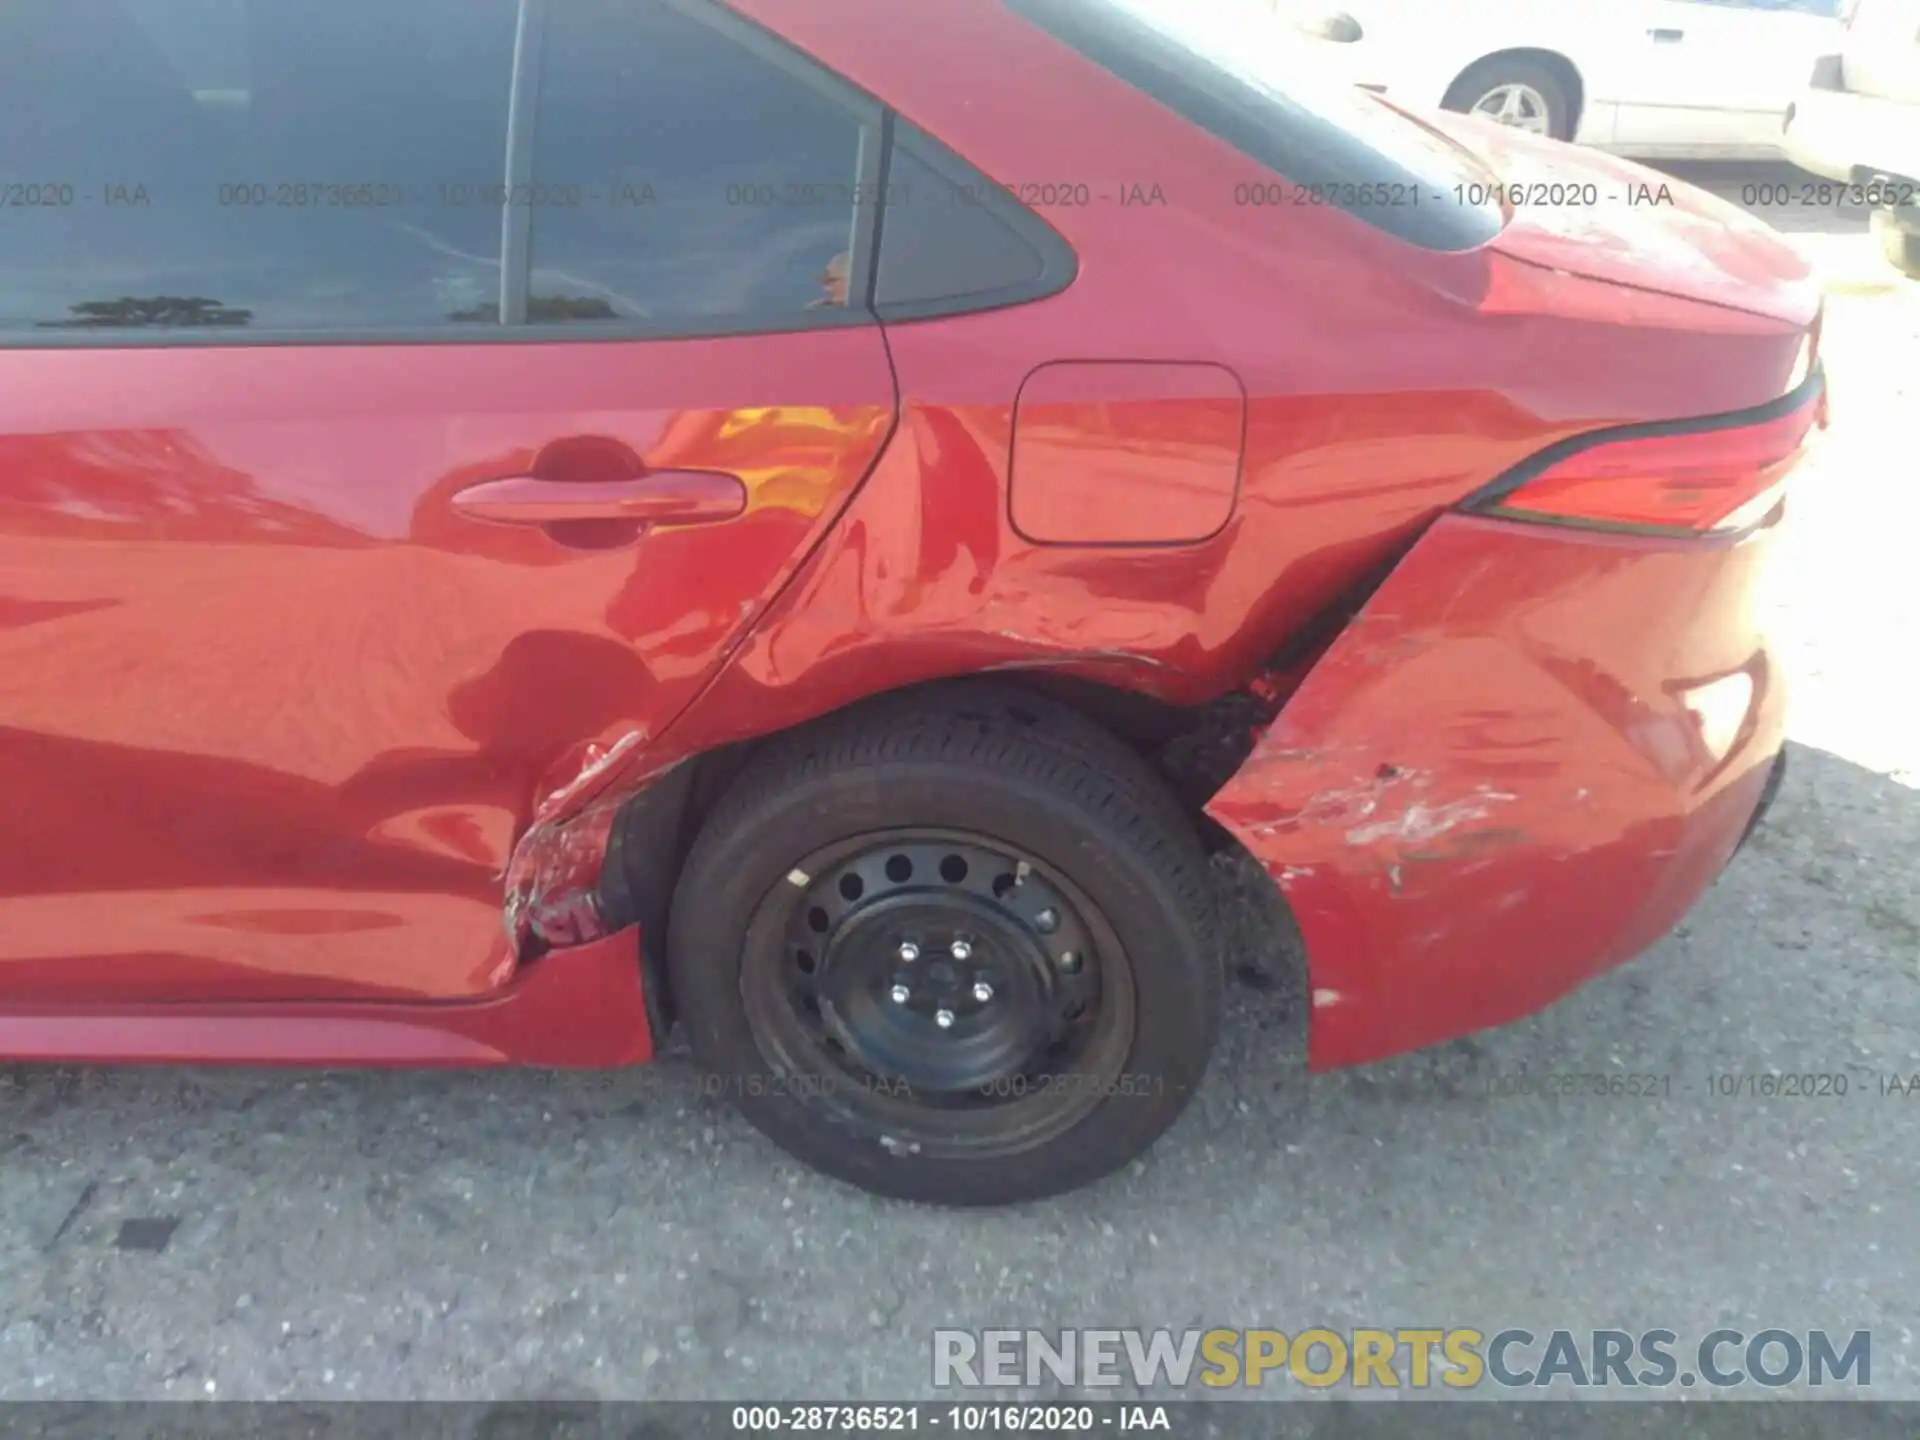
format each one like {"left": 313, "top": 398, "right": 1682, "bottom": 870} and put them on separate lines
{"left": 674, "top": 673, "right": 1264, "bottom": 846}
{"left": 600, "top": 674, "right": 1271, "bottom": 1027}
{"left": 1444, "top": 48, "right": 1584, "bottom": 132}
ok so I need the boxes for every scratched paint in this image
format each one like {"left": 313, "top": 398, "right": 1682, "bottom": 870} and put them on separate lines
{"left": 1344, "top": 787, "right": 1519, "bottom": 846}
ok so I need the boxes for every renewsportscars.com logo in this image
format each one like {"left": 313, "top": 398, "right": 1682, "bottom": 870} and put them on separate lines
{"left": 932, "top": 1328, "right": 1872, "bottom": 1391}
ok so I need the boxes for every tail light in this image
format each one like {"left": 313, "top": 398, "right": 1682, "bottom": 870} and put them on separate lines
{"left": 1466, "top": 371, "right": 1823, "bottom": 538}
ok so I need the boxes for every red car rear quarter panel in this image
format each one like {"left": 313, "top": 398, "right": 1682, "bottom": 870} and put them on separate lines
{"left": 1419, "top": 111, "right": 1824, "bottom": 329}
{"left": 1206, "top": 510, "right": 1787, "bottom": 1070}
{"left": 1009, "top": 361, "right": 1246, "bottom": 545}
{"left": 652, "top": 0, "right": 1808, "bottom": 763}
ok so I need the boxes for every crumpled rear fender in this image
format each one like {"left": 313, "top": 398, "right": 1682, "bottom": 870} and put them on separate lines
{"left": 1206, "top": 510, "right": 1786, "bottom": 1070}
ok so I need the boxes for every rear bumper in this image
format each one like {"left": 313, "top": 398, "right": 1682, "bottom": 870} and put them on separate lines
{"left": 1206, "top": 509, "right": 1787, "bottom": 1070}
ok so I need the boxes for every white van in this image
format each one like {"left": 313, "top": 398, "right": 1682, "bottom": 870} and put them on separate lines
{"left": 1783, "top": 0, "right": 1920, "bottom": 274}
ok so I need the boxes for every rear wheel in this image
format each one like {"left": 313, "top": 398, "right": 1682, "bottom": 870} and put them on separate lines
{"left": 665, "top": 684, "right": 1221, "bottom": 1205}
{"left": 1444, "top": 57, "right": 1574, "bottom": 142}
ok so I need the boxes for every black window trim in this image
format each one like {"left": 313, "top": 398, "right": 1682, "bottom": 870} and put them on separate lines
{"left": 0, "top": 0, "right": 893, "bottom": 349}
{"left": 1005, "top": 0, "right": 1504, "bottom": 254}
{"left": 498, "top": 0, "right": 549, "bottom": 326}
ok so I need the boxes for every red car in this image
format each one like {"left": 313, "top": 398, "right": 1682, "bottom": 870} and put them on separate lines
{"left": 0, "top": 0, "right": 1819, "bottom": 1203}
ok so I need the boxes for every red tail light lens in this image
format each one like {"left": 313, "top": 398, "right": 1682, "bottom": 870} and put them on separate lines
{"left": 1475, "top": 384, "right": 1821, "bottom": 537}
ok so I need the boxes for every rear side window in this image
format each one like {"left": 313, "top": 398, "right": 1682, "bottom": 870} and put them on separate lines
{"left": 0, "top": 0, "right": 517, "bottom": 335}
{"left": 0, "top": 0, "right": 885, "bottom": 341}
{"left": 0, "top": 0, "right": 1081, "bottom": 341}
{"left": 523, "top": 0, "right": 880, "bottom": 327}
{"left": 1006, "top": 0, "right": 1505, "bottom": 251}
{"left": 871, "top": 124, "right": 1079, "bottom": 321}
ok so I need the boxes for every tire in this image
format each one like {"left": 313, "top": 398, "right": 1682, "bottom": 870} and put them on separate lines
{"left": 1443, "top": 57, "right": 1575, "bottom": 143}
{"left": 1872, "top": 206, "right": 1920, "bottom": 279}
{"left": 665, "top": 682, "right": 1221, "bottom": 1205}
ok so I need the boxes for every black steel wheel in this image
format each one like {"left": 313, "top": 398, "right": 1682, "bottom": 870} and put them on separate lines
{"left": 666, "top": 683, "right": 1221, "bottom": 1205}
{"left": 742, "top": 829, "right": 1134, "bottom": 1156}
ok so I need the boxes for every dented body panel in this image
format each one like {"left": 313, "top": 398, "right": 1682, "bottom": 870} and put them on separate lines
{"left": 0, "top": 335, "right": 895, "bottom": 1004}
{"left": 0, "top": 0, "right": 1814, "bottom": 1070}
{"left": 1206, "top": 509, "right": 1788, "bottom": 1069}
{"left": 512, "top": 0, "right": 1812, "bottom": 832}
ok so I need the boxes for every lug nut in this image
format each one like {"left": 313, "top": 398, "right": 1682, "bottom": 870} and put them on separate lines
{"left": 935, "top": 1008, "right": 956, "bottom": 1029}
{"left": 1058, "top": 950, "right": 1081, "bottom": 973}
{"left": 890, "top": 984, "right": 911, "bottom": 1004}
{"left": 898, "top": 942, "right": 920, "bottom": 961}
{"left": 950, "top": 938, "right": 972, "bottom": 961}
{"left": 972, "top": 980, "right": 994, "bottom": 1003}
{"left": 1035, "top": 908, "right": 1059, "bottom": 934}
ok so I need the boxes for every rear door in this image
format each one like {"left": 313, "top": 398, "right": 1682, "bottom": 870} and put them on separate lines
{"left": 1615, "top": 0, "right": 1845, "bottom": 151}
{"left": 0, "top": 0, "right": 896, "bottom": 1004}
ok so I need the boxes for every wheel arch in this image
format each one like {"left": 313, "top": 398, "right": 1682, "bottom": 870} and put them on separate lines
{"left": 585, "top": 537, "right": 1417, "bottom": 1027}
{"left": 594, "top": 671, "right": 1279, "bottom": 1030}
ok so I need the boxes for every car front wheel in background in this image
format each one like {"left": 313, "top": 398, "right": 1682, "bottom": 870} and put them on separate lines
{"left": 1444, "top": 56, "right": 1575, "bottom": 142}
{"left": 665, "top": 684, "right": 1222, "bottom": 1205}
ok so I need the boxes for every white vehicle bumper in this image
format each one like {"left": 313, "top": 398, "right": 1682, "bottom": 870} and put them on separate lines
{"left": 1783, "top": 63, "right": 1920, "bottom": 184}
